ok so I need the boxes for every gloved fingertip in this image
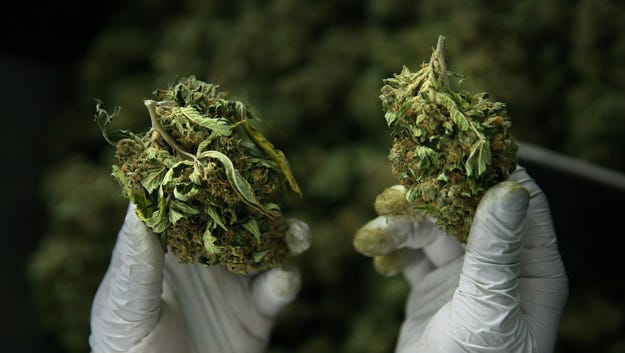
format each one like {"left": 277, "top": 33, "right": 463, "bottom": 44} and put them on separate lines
{"left": 119, "top": 203, "right": 161, "bottom": 251}
{"left": 251, "top": 265, "right": 301, "bottom": 318}
{"left": 285, "top": 219, "right": 312, "bottom": 255}
{"left": 374, "top": 185, "right": 409, "bottom": 216}
{"left": 111, "top": 203, "right": 165, "bottom": 286}
{"left": 498, "top": 181, "right": 530, "bottom": 213}
{"left": 124, "top": 203, "right": 147, "bottom": 234}
{"left": 353, "top": 215, "right": 415, "bottom": 256}
{"left": 353, "top": 217, "right": 387, "bottom": 256}
{"left": 463, "top": 180, "right": 530, "bottom": 274}
{"left": 373, "top": 250, "right": 414, "bottom": 277}
{"left": 477, "top": 181, "right": 530, "bottom": 229}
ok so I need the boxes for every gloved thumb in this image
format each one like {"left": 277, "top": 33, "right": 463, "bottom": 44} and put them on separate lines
{"left": 251, "top": 218, "right": 310, "bottom": 318}
{"left": 452, "top": 181, "right": 529, "bottom": 345}
{"left": 251, "top": 265, "right": 301, "bottom": 318}
{"left": 90, "top": 204, "right": 165, "bottom": 352}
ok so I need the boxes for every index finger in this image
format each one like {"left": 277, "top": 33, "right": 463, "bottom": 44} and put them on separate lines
{"left": 90, "top": 204, "right": 165, "bottom": 352}
{"left": 509, "top": 167, "right": 568, "bottom": 281}
{"left": 453, "top": 181, "right": 529, "bottom": 337}
{"left": 509, "top": 167, "right": 568, "bottom": 351}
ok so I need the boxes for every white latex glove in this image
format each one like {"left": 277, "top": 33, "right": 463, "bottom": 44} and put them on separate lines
{"left": 89, "top": 206, "right": 311, "bottom": 353}
{"left": 354, "top": 167, "right": 568, "bottom": 353}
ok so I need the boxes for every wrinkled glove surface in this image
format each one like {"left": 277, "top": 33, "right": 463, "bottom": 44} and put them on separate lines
{"left": 355, "top": 167, "right": 568, "bottom": 353}
{"left": 90, "top": 206, "right": 311, "bottom": 353}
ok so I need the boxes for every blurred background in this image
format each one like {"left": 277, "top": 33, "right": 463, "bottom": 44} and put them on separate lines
{"left": 2, "top": 0, "right": 624, "bottom": 352}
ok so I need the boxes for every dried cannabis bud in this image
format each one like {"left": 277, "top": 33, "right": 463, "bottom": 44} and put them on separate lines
{"left": 95, "top": 76, "right": 301, "bottom": 274}
{"left": 380, "top": 36, "right": 518, "bottom": 242}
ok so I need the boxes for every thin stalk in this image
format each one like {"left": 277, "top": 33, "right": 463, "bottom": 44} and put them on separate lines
{"left": 429, "top": 35, "right": 450, "bottom": 87}
{"left": 144, "top": 99, "right": 196, "bottom": 160}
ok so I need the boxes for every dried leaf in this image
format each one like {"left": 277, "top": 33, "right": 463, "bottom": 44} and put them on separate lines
{"left": 380, "top": 35, "right": 517, "bottom": 242}
{"left": 140, "top": 165, "right": 167, "bottom": 194}
{"left": 243, "top": 218, "right": 262, "bottom": 243}
{"left": 202, "top": 227, "right": 221, "bottom": 254}
{"left": 206, "top": 207, "right": 228, "bottom": 231}
{"left": 198, "top": 150, "right": 280, "bottom": 218}
{"left": 179, "top": 106, "right": 231, "bottom": 138}
{"left": 242, "top": 122, "right": 302, "bottom": 197}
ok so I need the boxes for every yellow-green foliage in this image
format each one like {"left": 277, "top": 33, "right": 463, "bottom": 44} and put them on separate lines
{"left": 31, "top": 1, "right": 625, "bottom": 352}
{"left": 98, "top": 76, "right": 300, "bottom": 274}
{"left": 381, "top": 37, "right": 517, "bottom": 241}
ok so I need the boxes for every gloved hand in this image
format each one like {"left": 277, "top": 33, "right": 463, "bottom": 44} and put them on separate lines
{"left": 354, "top": 167, "right": 568, "bottom": 353}
{"left": 89, "top": 206, "right": 311, "bottom": 353}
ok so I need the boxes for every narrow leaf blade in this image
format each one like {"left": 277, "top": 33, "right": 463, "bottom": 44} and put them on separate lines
{"left": 180, "top": 106, "right": 231, "bottom": 138}
{"left": 243, "top": 218, "right": 262, "bottom": 244}
{"left": 243, "top": 122, "right": 302, "bottom": 197}
{"left": 198, "top": 150, "right": 280, "bottom": 218}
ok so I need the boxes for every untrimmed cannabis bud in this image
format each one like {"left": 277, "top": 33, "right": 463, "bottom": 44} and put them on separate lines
{"left": 95, "top": 76, "right": 301, "bottom": 274}
{"left": 380, "top": 36, "right": 517, "bottom": 242}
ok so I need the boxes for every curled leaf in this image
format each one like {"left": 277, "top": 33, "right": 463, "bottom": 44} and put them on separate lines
{"left": 198, "top": 150, "right": 280, "bottom": 218}
{"left": 206, "top": 207, "right": 228, "bottom": 231}
{"left": 242, "top": 122, "right": 302, "bottom": 197}
{"left": 202, "top": 227, "right": 221, "bottom": 255}
{"left": 465, "top": 139, "right": 491, "bottom": 177}
{"left": 179, "top": 106, "right": 231, "bottom": 139}
{"left": 103, "top": 76, "right": 296, "bottom": 274}
{"left": 243, "top": 218, "right": 262, "bottom": 244}
{"left": 380, "top": 35, "right": 517, "bottom": 242}
{"left": 94, "top": 99, "right": 130, "bottom": 145}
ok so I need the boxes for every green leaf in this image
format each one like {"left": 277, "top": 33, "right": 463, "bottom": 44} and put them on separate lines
{"left": 168, "top": 207, "right": 185, "bottom": 225}
{"left": 196, "top": 139, "right": 211, "bottom": 155}
{"left": 179, "top": 106, "right": 231, "bottom": 138}
{"left": 206, "top": 207, "right": 228, "bottom": 231}
{"left": 465, "top": 139, "right": 491, "bottom": 176}
{"left": 415, "top": 146, "right": 440, "bottom": 168}
{"left": 140, "top": 165, "right": 168, "bottom": 194}
{"left": 202, "top": 227, "right": 221, "bottom": 254}
{"left": 198, "top": 150, "right": 280, "bottom": 218}
{"left": 406, "top": 185, "right": 420, "bottom": 203}
{"left": 413, "top": 203, "right": 439, "bottom": 213}
{"left": 232, "top": 101, "right": 248, "bottom": 120}
{"left": 384, "top": 111, "right": 398, "bottom": 126}
{"left": 173, "top": 186, "right": 198, "bottom": 202}
{"left": 171, "top": 200, "right": 200, "bottom": 215}
{"left": 163, "top": 160, "right": 194, "bottom": 186}
{"left": 242, "top": 122, "right": 302, "bottom": 197}
{"left": 108, "top": 129, "right": 134, "bottom": 141}
{"left": 94, "top": 99, "right": 123, "bottom": 146}
{"left": 409, "top": 126, "right": 423, "bottom": 138}
{"left": 243, "top": 218, "right": 262, "bottom": 243}
{"left": 436, "top": 93, "right": 469, "bottom": 131}
{"left": 224, "top": 208, "right": 238, "bottom": 225}
{"left": 145, "top": 186, "right": 168, "bottom": 233}
{"left": 253, "top": 249, "right": 270, "bottom": 263}
{"left": 265, "top": 202, "right": 281, "bottom": 211}
{"left": 190, "top": 161, "right": 203, "bottom": 185}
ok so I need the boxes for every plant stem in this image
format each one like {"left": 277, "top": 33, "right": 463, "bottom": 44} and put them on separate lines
{"left": 144, "top": 100, "right": 196, "bottom": 160}
{"left": 429, "top": 35, "right": 450, "bottom": 87}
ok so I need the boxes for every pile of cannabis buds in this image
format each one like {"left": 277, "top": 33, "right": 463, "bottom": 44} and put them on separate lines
{"left": 96, "top": 76, "right": 301, "bottom": 274}
{"left": 380, "top": 36, "right": 518, "bottom": 242}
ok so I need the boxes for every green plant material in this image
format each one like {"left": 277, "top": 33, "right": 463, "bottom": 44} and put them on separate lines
{"left": 96, "top": 75, "right": 301, "bottom": 274}
{"left": 42, "top": 2, "right": 625, "bottom": 352}
{"left": 380, "top": 36, "right": 518, "bottom": 242}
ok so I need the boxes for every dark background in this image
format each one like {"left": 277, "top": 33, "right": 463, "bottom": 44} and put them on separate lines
{"left": 0, "top": 2, "right": 115, "bottom": 351}
{"left": 2, "top": 1, "right": 625, "bottom": 352}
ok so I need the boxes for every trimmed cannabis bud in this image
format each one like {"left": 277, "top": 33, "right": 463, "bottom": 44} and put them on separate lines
{"left": 95, "top": 76, "right": 301, "bottom": 274}
{"left": 380, "top": 36, "right": 517, "bottom": 242}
